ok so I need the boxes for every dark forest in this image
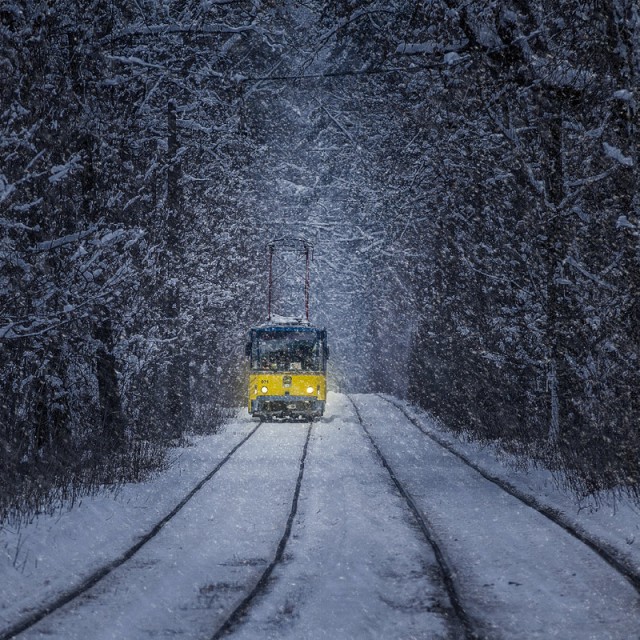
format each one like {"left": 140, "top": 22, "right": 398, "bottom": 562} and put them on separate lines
{"left": 1, "top": 0, "right": 637, "bottom": 521}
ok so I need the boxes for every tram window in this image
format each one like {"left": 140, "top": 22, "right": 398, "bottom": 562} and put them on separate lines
{"left": 253, "top": 331, "right": 322, "bottom": 371}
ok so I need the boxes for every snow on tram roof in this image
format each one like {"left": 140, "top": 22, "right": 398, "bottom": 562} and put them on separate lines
{"left": 259, "top": 314, "right": 312, "bottom": 327}
{"left": 250, "top": 316, "right": 326, "bottom": 333}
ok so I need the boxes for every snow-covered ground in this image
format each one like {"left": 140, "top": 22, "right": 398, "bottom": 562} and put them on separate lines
{"left": 4, "top": 421, "right": 309, "bottom": 639}
{"left": 354, "top": 394, "right": 640, "bottom": 639}
{"left": 1, "top": 393, "right": 639, "bottom": 639}
{"left": 224, "top": 393, "right": 457, "bottom": 640}
{"left": 379, "top": 394, "right": 640, "bottom": 580}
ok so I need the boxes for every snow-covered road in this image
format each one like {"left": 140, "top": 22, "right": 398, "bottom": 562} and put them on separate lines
{"left": 2, "top": 393, "right": 640, "bottom": 639}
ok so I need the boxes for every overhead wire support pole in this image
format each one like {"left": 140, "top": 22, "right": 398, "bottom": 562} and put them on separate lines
{"left": 267, "top": 243, "right": 274, "bottom": 322}
{"left": 305, "top": 244, "right": 311, "bottom": 322}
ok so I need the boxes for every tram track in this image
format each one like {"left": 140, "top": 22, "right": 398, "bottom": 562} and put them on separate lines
{"left": 0, "top": 422, "right": 264, "bottom": 640}
{"left": 210, "top": 421, "right": 312, "bottom": 639}
{"left": 378, "top": 394, "right": 640, "bottom": 598}
{"left": 6, "top": 394, "right": 638, "bottom": 639}
{"left": 347, "top": 395, "right": 482, "bottom": 640}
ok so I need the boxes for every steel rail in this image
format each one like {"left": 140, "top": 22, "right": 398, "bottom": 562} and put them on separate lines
{"left": 0, "top": 422, "right": 264, "bottom": 640}
{"left": 210, "top": 421, "right": 313, "bottom": 639}
{"left": 347, "top": 395, "right": 483, "bottom": 640}
{"left": 379, "top": 394, "right": 640, "bottom": 596}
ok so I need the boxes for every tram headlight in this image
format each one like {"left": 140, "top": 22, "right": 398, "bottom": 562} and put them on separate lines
{"left": 261, "top": 386, "right": 268, "bottom": 394}
{"left": 306, "top": 386, "right": 315, "bottom": 394}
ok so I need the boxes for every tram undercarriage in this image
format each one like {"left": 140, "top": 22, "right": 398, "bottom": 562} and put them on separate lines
{"left": 250, "top": 396, "right": 325, "bottom": 420}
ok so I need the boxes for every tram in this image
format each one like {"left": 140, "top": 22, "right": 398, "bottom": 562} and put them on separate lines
{"left": 246, "top": 238, "right": 328, "bottom": 420}
{"left": 246, "top": 317, "right": 328, "bottom": 420}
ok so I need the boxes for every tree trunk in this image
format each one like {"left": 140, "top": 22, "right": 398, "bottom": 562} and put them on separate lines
{"left": 164, "top": 98, "right": 190, "bottom": 439}
{"left": 542, "top": 96, "right": 567, "bottom": 444}
{"left": 95, "top": 311, "right": 125, "bottom": 449}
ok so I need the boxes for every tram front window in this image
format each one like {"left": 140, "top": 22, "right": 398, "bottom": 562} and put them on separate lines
{"left": 255, "top": 331, "right": 320, "bottom": 371}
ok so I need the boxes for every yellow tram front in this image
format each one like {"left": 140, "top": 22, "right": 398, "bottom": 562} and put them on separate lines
{"left": 246, "top": 322, "right": 328, "bottom": 420}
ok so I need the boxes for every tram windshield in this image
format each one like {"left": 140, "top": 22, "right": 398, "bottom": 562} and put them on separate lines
{"left": 250, "top": 328, "right": 324, "bottom": 372}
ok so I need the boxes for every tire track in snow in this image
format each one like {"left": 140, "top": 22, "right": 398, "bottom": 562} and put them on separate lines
{"left": 379, "top": 394, "right": 640, "bottom": 597}
{"left": 0, "top": 422, "right": 263, "bottom": 640}
{"left": 210, "top": 421, "right": 313, "bottom": 640}
{"left": 348, "top": 395, "right": 482, "bottom": 640}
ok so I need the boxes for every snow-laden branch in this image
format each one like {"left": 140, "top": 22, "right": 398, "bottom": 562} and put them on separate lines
{"left": 565, "top": 256, "right": 616, "bottom": 291}
{"left": 0, "top": 173, "right": 16, "bottom": 204}
{"left": 315, "top": 100, "right": 355, "bottom": 144}
{"left": 106, "top": 55, "right": 168, "bottom": 72}
{"left": 106, "top": 23, "right": 262, "bottom": 43}
{"left": 49, "top": 154, "right": 82, "bottom": 185}
{"left": 34, "top": 227, "right": 98, "bottom": 252}
{"left": 616, "top": 216, "right": 636, "bottom": 230}
{"left": 602, "top": 143, "right": 634, "bottom": 167}
{"left": 0, "top": 255, "right": 143, "bottom": 341}
{"left": 0, "top": 217, "right": 40, "bottom": 232}
{"left": 300, "top": 7, "right": 398, "bottom": 73}
{"left": 484, "top": 105, "right": 546, "bottom": 198}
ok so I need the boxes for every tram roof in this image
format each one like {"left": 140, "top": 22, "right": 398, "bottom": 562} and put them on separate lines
{"left": 250, "top": 316, "right": 324, "bottom": 332}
